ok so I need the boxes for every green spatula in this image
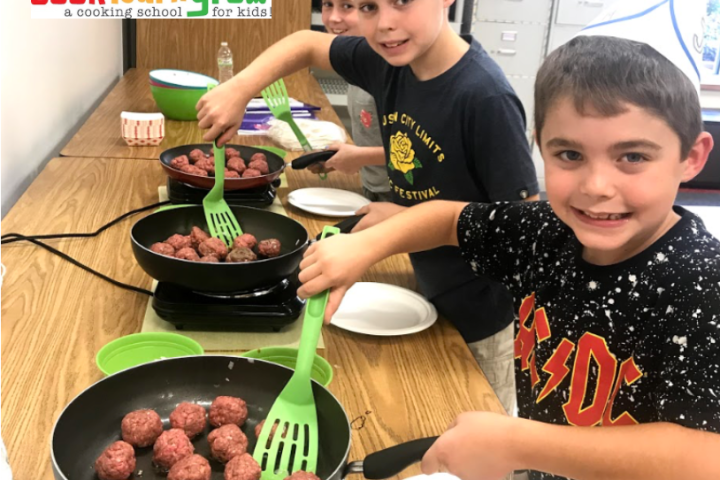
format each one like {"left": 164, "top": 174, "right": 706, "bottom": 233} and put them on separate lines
{"left": 203, "top": 84, "right": 243, "bottom": 246}
{"left": 254, "top": 225, "right": 340, "bottom": 480}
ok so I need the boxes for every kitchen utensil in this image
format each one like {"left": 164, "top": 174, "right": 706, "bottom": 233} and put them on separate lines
{"left": 254, "top": 226, "right": 339, "bottom": 479}
{"left": 51, "top": 355, "right": 437, "bottom": 480}
{"left": 131, "top": 205, "right": 309, "bottom": 293}
{"left": 203, "top": 136, "right": 243, "bottom": 246}
{"left": 160, "top": 144, "right": 285, "bottom": 191}
{"left": 261, "top": 79, "right": 313, "bottom": 153}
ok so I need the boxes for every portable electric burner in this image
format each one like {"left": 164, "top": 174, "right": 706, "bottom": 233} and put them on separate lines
{"left": 166, "top": 177, "right": 279, "bottom": 207}
{"left": 152, "top": 272, "right": 305, "bottom": 332}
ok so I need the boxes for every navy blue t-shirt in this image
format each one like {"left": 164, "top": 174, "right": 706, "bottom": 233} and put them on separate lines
{"left": 330, "top": 35, "right": 539, "bottom": 341}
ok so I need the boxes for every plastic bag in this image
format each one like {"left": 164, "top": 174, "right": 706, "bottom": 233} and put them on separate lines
{"left": 267, "top": 119, "right": 346, "bottom": 151}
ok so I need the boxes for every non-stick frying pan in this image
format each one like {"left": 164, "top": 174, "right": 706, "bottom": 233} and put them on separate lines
{"left": 160, "top": 144, "right": 286, "bottom": 191}
{"left": 131, "top": 206, "right": 309, "bottom": 293}
{"left": 51, "top": 356, "right": 437, "bottom": 480}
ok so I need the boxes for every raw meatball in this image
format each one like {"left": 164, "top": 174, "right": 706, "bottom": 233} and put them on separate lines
{"left": 153, "top": 428, "right": 195, "bottom": 470}
{"left": 233, "top": 233, "right": 257, "bottom": 250}
{"left": 224, "top": 453, "right": 261, "bottom": 480}
{"left": 170, "top": 402, "right": 207, "bottom": 439}
{"left": 180, "top": 164, "right": 209, "bottom": 177}
{"left": 121, "top": 409, "right": 163, "bottom": 447}
{"left": 250, "top": 152, "right": 267, "bottom": 163}
{"left": 258, "top": 239, "right": 281, "bottom": 258}
{"left": 254, "top": 419, "right": 279, "bottom": 441}
{"left": 284, "top": 472, "right": 321, "bottom": 480}
{"left": 170, "top": 155, "right": 190, "bottom": 169}
{"left": 226, "top": 247, "right": 257, "bottom": 263}
{"left": 195, "top": 159, "right": 216, "bottom": 175}
{"left": 226, "top": 148, "right": 241, "bottom": 158}
{"left": 208, "top": 424, "right": 248, "bottom": 462}
{"left": 248, "top": 160, "right": 269, "bottom": 175}
{"left": 168, "top": 454, "right": 211, "bottom": 480}
{"left": 226, "top": 169, "right": 241, "bottom": 179}
{"left": 95, "top": 441, "right": 136, "bottom": 480}
{"left": 199, "top": 237, "right": 229, "bottom": 260}
{"left": 176, "top": 247, "right": 201, "bottom": 262}
{"left": 151, "top": 242, "right": 175, "bottom": 257}
{"left": 227, "top": 158, "right": 246, "bottom": 174}
{"left": 209, "top": 396, "right": 248, "bottom": 427}
{"left": 199, "top": 255, "right": 220, "bottom": 263}
{"left": 166, "top": 234, "right": 192, "bottom": 251}
{"left": 242, "top": 168, "right": 262, "bottom": 178}
{"left": 189, "top": 149, "right": 206, "bottom": 163}
{"left": 190, "top": 227, "right": 211, "bottom": 249}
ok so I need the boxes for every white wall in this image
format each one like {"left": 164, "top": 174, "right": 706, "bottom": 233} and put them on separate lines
{"left": 1, "top": 5, "right": 123, "bottom": 217}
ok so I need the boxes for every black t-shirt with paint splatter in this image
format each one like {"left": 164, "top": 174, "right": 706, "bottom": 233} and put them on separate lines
{"left": 457, "top": 201, "right": 720, "bottom": 480}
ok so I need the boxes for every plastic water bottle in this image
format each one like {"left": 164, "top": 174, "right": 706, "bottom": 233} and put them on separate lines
{"left": 217, "top": 42, "right": 234, "bottom": 84}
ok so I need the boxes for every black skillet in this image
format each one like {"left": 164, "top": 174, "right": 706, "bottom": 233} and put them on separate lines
{"left": 131, "top": 205, "right": 309, "bottom": 293}
{"left": 51, "top": 356, "right": 437, "bottom": 480}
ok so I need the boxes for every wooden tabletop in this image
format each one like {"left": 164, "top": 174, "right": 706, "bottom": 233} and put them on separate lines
{"left": 4, "top": 70, "right": 503, "bottom": 480}
{"left": 61, "top": 68, "right": 345, "bottom": 160}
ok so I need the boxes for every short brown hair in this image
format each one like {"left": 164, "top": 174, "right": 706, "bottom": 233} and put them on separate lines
{"left": 534, "top": 35, "right": 702, "bottom": 158}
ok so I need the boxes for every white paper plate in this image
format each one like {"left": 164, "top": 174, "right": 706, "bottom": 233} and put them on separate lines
{"left": 288, "top": 188, "right": 370, "bottom": 217}
{"left": 150, "top": 69, "right": 218, "bottom": 89}
{"left": 685, "top": 205, "right": 720, "bottom": 239}
{"left": 330, "top": 283, "right": 438, "bottom": 336}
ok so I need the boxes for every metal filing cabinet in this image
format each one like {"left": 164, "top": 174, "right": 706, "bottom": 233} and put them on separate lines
{"left": 473, "top": 22, "right": 547, "bottom": 75}
{"left": 473, "top": 0, "right": 553, "bottom": 186}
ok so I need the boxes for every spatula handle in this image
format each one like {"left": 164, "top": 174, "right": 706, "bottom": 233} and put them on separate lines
{"left": 295, "top": 225, "right": 340, "bottom": 380}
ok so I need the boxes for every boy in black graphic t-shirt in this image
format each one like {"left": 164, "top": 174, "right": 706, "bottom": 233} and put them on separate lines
{"left": 197, "top": 0, "right": 539, "bottom": 416}
{"left": 295, "top": 13, "right": 720, "bottom": 480}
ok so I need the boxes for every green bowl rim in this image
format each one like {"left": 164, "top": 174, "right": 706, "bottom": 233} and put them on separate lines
{"left": 96, "top": 332, "right": 204, "bottom": 376}
{"left": 240, "top": 347, "right": 333, "bottom": 386}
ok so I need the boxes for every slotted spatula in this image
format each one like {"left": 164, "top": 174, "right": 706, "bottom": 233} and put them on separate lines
{"left": 203, "top": 83, "right": 243, "bottom": 247}
{"left": 254, "top": 225, "right": 340, "bottom": 480}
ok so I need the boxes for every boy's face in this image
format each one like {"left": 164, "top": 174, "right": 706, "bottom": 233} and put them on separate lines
{"left": 541, "top": 96, "right": 711, "bottom": 265}
{"left": 355, "top": 0, "right": 450, "bottom": 67}
{"left": 322, "top": 1, "right": 361, "bottom": 36}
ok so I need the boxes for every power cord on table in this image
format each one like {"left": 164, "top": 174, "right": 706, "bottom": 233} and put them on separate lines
{"left": 1, "top": 201, "right": 170, "bottom": 296}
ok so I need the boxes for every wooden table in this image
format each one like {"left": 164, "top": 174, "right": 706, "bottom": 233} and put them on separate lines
{"left": 3, "top": 69, "right": 503, "bottom": 480}
{"left": 61, "top": 68, "right": 345, "bottom": 160}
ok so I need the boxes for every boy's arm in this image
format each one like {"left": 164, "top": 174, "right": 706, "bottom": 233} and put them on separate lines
{"left": 311, "top": 144, "right": 386, "bottom": 175}
{"left": 297, "top": 200, "right": 467, "bottom": 321}
{"left": 422, "top": 412, "right": 720, "bottom": 480}
{"left": 197, "top": 31, "right": 336, "bottom": 145}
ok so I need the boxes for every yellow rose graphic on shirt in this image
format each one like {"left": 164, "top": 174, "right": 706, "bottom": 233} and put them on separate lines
{"left": 388, "top": 131, "right": 422, "bottom": 185}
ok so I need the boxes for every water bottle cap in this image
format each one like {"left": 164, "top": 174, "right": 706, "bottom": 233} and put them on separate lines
{"left": 221, "top": 42, "right": 228, "bottom": 46}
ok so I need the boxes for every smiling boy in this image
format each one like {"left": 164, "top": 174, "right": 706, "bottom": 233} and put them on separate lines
{"left": 294, "top": 4, "right": 720, "bottom": 479}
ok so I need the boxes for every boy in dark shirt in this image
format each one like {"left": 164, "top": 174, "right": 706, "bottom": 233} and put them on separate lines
{"left": 197, "top": 0, "right": 539, "bottom": 415}
{"left": 294, "top": 4, "right": 720, "bottom": 479}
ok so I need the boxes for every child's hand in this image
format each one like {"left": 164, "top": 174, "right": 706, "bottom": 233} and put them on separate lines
{"left": 196, "top": 78, "right": 250, "bottom": 146}
{"left": 323, "top": 143, "right": 367, "bottom": 174}
{"left": 352, "top": 203, "right": 406, "bottom": 232}
{"left": 297, "top": 233, "right": 376, "bottom": 323}
{"left": 422, "top": 412, "right": 521, "bottom": 480}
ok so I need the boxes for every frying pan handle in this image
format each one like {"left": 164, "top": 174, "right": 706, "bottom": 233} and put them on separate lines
{"left": 345, "top": 437, "right": 439, "bottom": 479}
{"left": 314, "top": 215, "right": 365, "bottom": 240}
{"left": 291, "top": 150, "right": 336, "bottom": 169}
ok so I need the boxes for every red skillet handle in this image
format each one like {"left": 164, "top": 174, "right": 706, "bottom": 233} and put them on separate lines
{"left": 344, "top": 437, "right": 439, "bottom": 479}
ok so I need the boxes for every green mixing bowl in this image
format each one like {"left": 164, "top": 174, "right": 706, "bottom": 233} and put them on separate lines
{"left": 96, "top": 332, "right": 204, "bottom": 376}
{"left": 150, "top": 85, "right": 207, "bottom": 121}
{"left": 241, "top": 347, "right": 333, "bottom": 386}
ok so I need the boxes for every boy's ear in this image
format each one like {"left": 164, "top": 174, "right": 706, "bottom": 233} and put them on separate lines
{"left": 443, "top": 0, "right": 456, "bottom": 8}
{"left": 681, "top": 131, "right": 714, "bottom": 183}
